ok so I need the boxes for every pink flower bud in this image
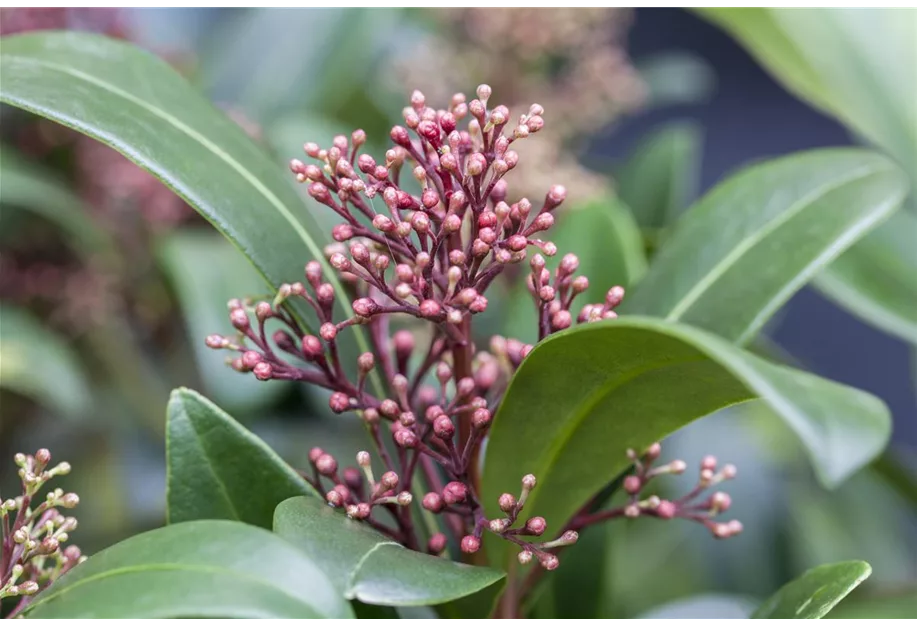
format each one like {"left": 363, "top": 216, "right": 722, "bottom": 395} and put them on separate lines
{"left": 423, "top": 492, "right": 445, "bottom": 513}
{"left": 420, "top": 300, "right": 442, "bottom": 318}
{"left": 428, "top": 533, "right": 448, "bottom": 554}
{"left": 241, "top": 351, "right": 262, "bottom": 370}
{"left": 524, "top": 516, "right": 546, "bottom": 536}
{"left": 518, "top": 550, "right": 533, "bottom": 565}
{"left": 478, "top": 211, "right": 498, "bottom": 229}
{"left": 411, "top": 211, "right": 431, "bottom": 234}
{"left": 330, "top": 252, "right": 352, "bottom": 272}
{"left": 623, "top": 475, "right": 642, "bottom": 495}
{"left": 316, "top": 453, "right": 338, "bottom": 476}
{"left": 320, "top": 323, "right": 337, "bottom": 342}
{"left": 352, "top": 297, "right": 380, "bottom": 318}
{"left": 329, "top": 392, "right": 351, "bottom": 414}
{"left": 253, "top": 362, "right": 273, "bottom": 380}
{"left": 443, "top": 481, "right": 468, "bottom": 504}
{"left": 309, "top": 447, "right": 325, "bottom": 463}
{"left": 465, "top": 153, "right": 486, "bottom": 177}
{"left": 417, "top": 120, "right": 440, "bottom": 143}
{"left": 551, "top": 310, "right": 572, "bottom": 331}
{"left": 506, "top": 234, "right": 528, "bottom": 252}
{"left": 461, "top": 535, "right": 481, "bottom": 554}
{"left": 472, "top": 408, "right": 492, "bottom": 429}
{"left": 394, "top": 428, "right": 418, "bottom": 448}
{"left": 303, "top": 142, "right": 320, "bottom": 158}
{"left": 379, "top": 399, "right": 400, "bottom": 418}
{"left": 606, "top": 285, "right": 625, "bottom": 309}
{"left": 545, "top": 185, "right": 567, "bottom": 211}
{"left": 529, "top": 212, "right": 554, "bottom": 234}
{"left": 381, "top": 470, "right": 399, "bottom": 489}
{"left": 522, "top": 474, "right": 537, "bottom": 491}
{"left": 479, "top": 227, "right": 497, "bottom": 245}
{"left": 230, "top": 308, "right": 250, "bottom": 330}
{"left": 357, "top": 153, "right": 376, "bottom": 173}
{"left": 721, "top": 464, "right": 738, "bottom": 479}
{"left": 390, "top": 125, "right": 411, "bottom": 147}
{"left": 357, "top": 352, "right": 375, "bottom": 374}
{"left": 326, "top": 489, "right": 344, "bottom": 507}
{"left": 350, "top": 242, "right": 370, "bottom": 263}
{"left": 499, "top": 493, "right": 517, "bottom": 513}
{"left": 472, "top": 239, "right": 491, "bottom": 258}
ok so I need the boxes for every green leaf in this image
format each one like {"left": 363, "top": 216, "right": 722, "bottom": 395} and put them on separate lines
{"left": 615, "top": 121, "right": 704, "bottom": 233}
{"left": 500, "top": 196, "right": 647, "bottom": 343}
{"left": 0, "top": 305, "right": 90, "bottom": 418}
{"left": 166, "top": 388, "right": 316, "bottom": 528}
{"left": 274, "top": 496, "right": 505, "bottom": 607}
{"left": 0, "top": 32, "right": 378, "bottom": 386}
{"left": 23, "top": 520, "right": 352, "bottom": 618}
{"left": 621, "top": 149, "right": 908, "bottom": 344}
{"left": 482, "top": 317, "right": 890, "bottom": 566}
{"left": 813, "top": 213, "right": 917, "bottom": 344}
{"left": 698, "top": 9, "right": 917, "bottom": 182}
{"left": 0, "top": 144, "right": 115, "bottom": 259}
{"left": 158, "top": 230, "right": 289, "bottom": 411}
{"left": 752, "top": 561, "right": 872, "bottom": 619}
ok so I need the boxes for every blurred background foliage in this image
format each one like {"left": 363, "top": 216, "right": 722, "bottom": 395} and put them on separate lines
{"left": 0, "top": 7, "right": 914, "bottom": 618}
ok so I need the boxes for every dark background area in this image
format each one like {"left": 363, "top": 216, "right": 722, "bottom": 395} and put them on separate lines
{"left": 610, "top": 8, "right": 916, "bottom": 444}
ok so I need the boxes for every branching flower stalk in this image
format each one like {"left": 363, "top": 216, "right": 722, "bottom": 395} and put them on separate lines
{"left": 1, "top": 450, "right": 84, "bottom": 618}
{"left": 208, "top": 86, "right": 741, "bottom": 579}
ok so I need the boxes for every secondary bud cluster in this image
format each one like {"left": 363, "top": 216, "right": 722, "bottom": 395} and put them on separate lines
{"left": 1, "top": 450, "right": 85, "bottom": 616}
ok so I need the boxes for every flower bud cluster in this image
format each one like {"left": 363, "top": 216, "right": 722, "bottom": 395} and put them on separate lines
{"left": 1, "top": 450, "right": 85, "bottom": 616}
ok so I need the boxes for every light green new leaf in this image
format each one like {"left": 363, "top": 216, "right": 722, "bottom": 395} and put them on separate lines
{"left": 158, "top": 231, "right": 289, "bottom": 411}
{"left": 166, "top": 388, "right": 316, "bottom": 528}
{"left": 0, "top": 305, "right": 90, "bottom": 418}
{"left": 0, "top": 145, "right": 115, "bottom": 259}
{"left": 752, "top": 560, "right": 872, "bottom": 619}
{"left": 0, "top": 32, "right": 377, "bottom": 379}
{"left": 622, "top": 149, "right": 907, "bottom": 345}
{"left": 22, "top": 520, "right": 352, "bottom": 618}
{"left": 814, "top": 212, "right": 917, "bottom": 344}
{"left": 482, "top": 317, "right": 890, "bottom": 566}
{"left": 274, "top": 496, "right": 505, "bottom": 607}
{"left": 615, "top": 121, "right": 704, "bottom": 233}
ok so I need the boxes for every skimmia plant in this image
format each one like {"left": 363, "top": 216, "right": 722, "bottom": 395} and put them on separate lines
{"left": 0, "top": 29, "right": 908, "bottom": 619}
{"left": 204, "top": 85, "right": 744, "bottom": 568}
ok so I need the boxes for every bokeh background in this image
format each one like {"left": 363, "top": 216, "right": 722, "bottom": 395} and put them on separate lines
{"left": 1, "top": 7, "right": 915, "bottom": 618}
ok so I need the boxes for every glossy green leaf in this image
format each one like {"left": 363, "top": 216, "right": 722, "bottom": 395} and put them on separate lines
{"left": 22, "top": 520, "right": 352, "bottom": 618}
{"left": 482, "top": 317, "right": 890, "bottom": 566}
{"left": 615, "top": 121, "right": 704, "bottom": 233}
{"left": 752, "top": 560, "right": 872, "bottom": 619}
{"left": 814, "top": 212, "right": 917, "bottom": 344}
{"left": 699, "top": 9, "right": 917, "bottom": 182}
{"left": 501, "top": 196, "right": 647, "bottom": 342}
{"left": 166, "top": 388, "right": 316, "bottom": 528}
{"left": 0, "top": 305, "right": 90, "bottom": 418}
{"left": 622, "top": 149, "right": 908, "bottom": 344}
{"left": 158, "top": 231, "right": 288, "bottom": 411}
{"left": 0, "top": 32, "right": 378, "bottom": 382}
{"left": 0, "top": 145, "right": 114, "bottom": 259}
{"left": 274, "top": 496, "right": 505, "bottom": 607}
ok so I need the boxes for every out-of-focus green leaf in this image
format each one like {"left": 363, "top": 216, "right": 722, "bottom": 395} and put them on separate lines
{"left": 622, "top": 149, "right": 907, "bottom": 345}
{"left": 0, "top": 33, "right": 381, "bottom": 393}
{"left": 23, "top": 520, "right": 352, "bottom": 618}
{"left": 0, "top": 145, "right": 115, "bottom": 259}
{"left": 482, "top": 317, "right": 890, "bottom": 567}
{"left": 639, "top": 594, "right": 757, "bottom": 619}
{"left": 814, "top": 212, "right": 917, "bottom": 344}
{"left": 274, "top": 496, "right": 505, "bottom": 607}
{"left": 166, "top": 388, "right": 315, "bottom": 528}
{"left": 752, "top": 560, "right": 872, "bottom": 618}
{"left": 635, "top": 51, "right": 717, "bottom": 108}
{"left": 158, "top": 230, "right": 288, "bottom": 411}
{"left": 615, "top": 122, "right": 703, "bottom": 236}
{"left": 0, "top": 305, "right": 90, "bottom": 418}
{"left": 826, "top": 591, "right": 917, "bottom": 618}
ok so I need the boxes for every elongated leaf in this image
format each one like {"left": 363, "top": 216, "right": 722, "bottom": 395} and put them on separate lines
{"left": 482, "top": 317, "right": 890, "bottom": 566}
{"left": 752, "top": 561, "right": 872, "bottom": 619}
{"left": 274, "top": 496, "right": 504, "bottom": 607}
{"left": 0, "top": 145, "right": 115, "bottom": 259}
{"left": 166, "top": 388, "right": 316, "bottom": 528}
{"left": 622, "top": 149, "right": 907, "bottom": 344}
{"left": 615, "top": 121, "right": 703, "bottom": 233}
{"left": 814, "top": 213, "right": 917, "bottom": 344}
{"left": 158, "top": 231, "right": 289, "bottom": 410}
{"left": 0, "top": 305, "right": 90, "bottom": 418}
{"left": 699, "top": 9, "right": 916, "bottom": 182}
{"left": 0, "top": 32, "right": 378, "bottom": 383}
{"left": 501, "top": 196, "right": 647, "bottom": 342}
{"left": 23, "top": 520, "right": 352, "bottom": 619}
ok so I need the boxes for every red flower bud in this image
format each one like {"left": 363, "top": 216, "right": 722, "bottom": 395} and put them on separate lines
{"left": 253, "top": 362, "right": 273, "bottom": 380}
{"left": 329, "top": 392, "right": 351, "bottom": 414}
{"left": 443, "top": 481, "right": 468, "bottom": 504}
{"left": 433, "top": 415, "right": 455, "bottom": 440}
{"left": 423, "top": 492, "right": 445, "bottom": 513}
{"left": 461, "top": 535, "right": 481, "bottom": 554}
{"left": 428, "top": 532, "right": 448, "bottom": 554}
{"left": 390, "top": 125, "right": 411, "bottom": 147}
{"left": 524, "top": 516, "right": 546, "bottom": 536}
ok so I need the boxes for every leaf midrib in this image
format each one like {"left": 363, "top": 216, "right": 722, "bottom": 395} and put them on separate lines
{"left": 524, "top": 353, "right": 709, "bottom": 522}
{"left": 0, "top": 51, "right": 380, "bottom": 390}
{"left": 23, "top": 563, "right": 321, "bottom": 616}
{"left": 664, "top": 162, "right": 890, "bottom": 327}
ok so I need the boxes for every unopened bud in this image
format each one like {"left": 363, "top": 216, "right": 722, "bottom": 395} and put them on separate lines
{"left": 443, "top": 481, "right": 468, "bottom": 504}
{"left": 518, "top": 550, "right": 533, "bottom": 565}
{"left": 329, "top": 392, "right": 350, "bottom": 414}
{"left": 433, "top": 416, "right": 455, "bottom": 440}
{"left": 428, "top": 533, "right": 448, "bottom": 554}
{"left": 461, "top": 535, "right": 481, "bottom": 554}
{"left": 253, "top": 362, "right": 273, "bottom": 381}
{"left": 498, "top": 493, "right": 516, "bottom": 513}
{"left": 316, "top": 453, "right": 338, "bottom": 476}
{"left": 525, "top": 517, "right": 547, "bottom": 536}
